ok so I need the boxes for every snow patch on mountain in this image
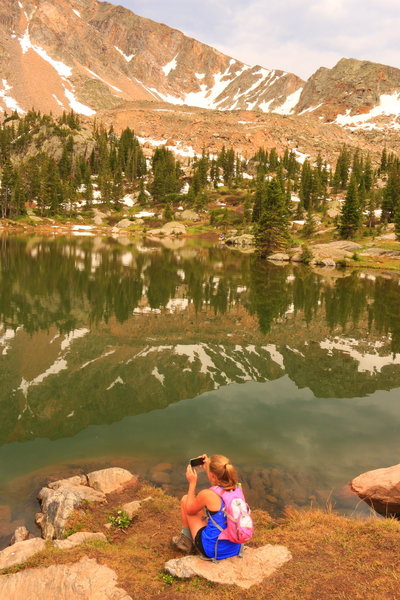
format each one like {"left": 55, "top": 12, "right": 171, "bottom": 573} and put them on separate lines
{"left": 272, "top": 88, "right": 303, "bottom": 115}
{"left": 335, "top": 92, "right": 400, "bottom": 129}
{"left": 114, "top": 46, "right": 135, "bottom": 62}
{"left": 0, "top": 80, "right": 25, "bottom": 113}
{"left": 19, "top": 28, "right": 72, "bottom": 78}
{"left": 162, "top": 54, "right": 179, "bottom": 76}
{"left": 320, "top": 337, "right": 399, "bottom": 373}
{"left": 63, "top": 87, "right": 96, "bottom": 116}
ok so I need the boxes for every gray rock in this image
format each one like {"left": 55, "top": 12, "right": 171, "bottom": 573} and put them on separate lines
{"left": 10, "top": 526, "right": 30, "bottom": 545}
{"left": 268, "top": 253, "right": 290, "bottom": 262}
{"left": 48, "top": 475, "right": 87, "bottom": 490}
{"left": 122, "top": 496, "right": 153, "bottom": 519}
{"left": 165, "top": 545, "right": 292, "bottom": 589}
{"left": 54, "top": 532, "right": 107, "bottom": 550}
{"left": 314, "top": 241, "right": 362, "bottom": 251}
{"left": 0, "top": 538, "right": 45, "bottom": 569}
{"left": 316, "top": 258, "right": 336, "bottom": 267}
{"left": 87, "top": 468, "right": 137, "bottom": 494}
{"left": 180, "top": 210, "right": 200, "bottom": 221}
{"left": 225, "top": 234, "right": 255, "bottom": 247}
{"left": 116, "top": 219, "right": 133, "bottom": 229}
{"left": 0, "top": 556, "right": 132, "bottom": 600}
{"left": 162, "top": 221, "right": 187, "bottom": 235}
{"left": 37, "top": 485, "right": 106, "bottom": 539}
{"left": 360, "top": 247, "right": 400, "bottom": 258}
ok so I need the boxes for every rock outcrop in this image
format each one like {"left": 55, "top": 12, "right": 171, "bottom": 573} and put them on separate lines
{"left": 0, "top": 556, "right": 132, "bottom": 600}
{"left": 37, "top": 468, "right": 137, "bottom": 539}
{"left": 37, "top": 483, "right": 106, "bottom": 540}
{"left": 0, "top": 538, "right": 46, "bottom": 569}
{"left": 147, "top": 221, "right": 187, "bottom": 237}
{"left": 165, "top": 544, "right": 292, "bottom": 589}
{"left": 350, "top": 463, "right": 400, "bottom": 517}
{"left": 87, "top": 468, "right": 138, "bottom": 494}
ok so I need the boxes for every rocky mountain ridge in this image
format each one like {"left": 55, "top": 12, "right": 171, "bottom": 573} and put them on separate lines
{"left": 1, "top": 0, "right": 400, "bottom": 139}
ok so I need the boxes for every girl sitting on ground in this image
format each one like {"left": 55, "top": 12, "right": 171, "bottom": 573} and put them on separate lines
{"left": 172, "top": 453, "right": 243, "bottom": 560}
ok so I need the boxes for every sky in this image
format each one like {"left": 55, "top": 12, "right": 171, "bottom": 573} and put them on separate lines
{"left": 110, "top": 0, "right": 400, "bottom": 80}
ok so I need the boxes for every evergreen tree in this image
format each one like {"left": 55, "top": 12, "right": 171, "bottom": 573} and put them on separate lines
{"left": 255, "top": 178, "right": 290, "bottom": 257}
{"left": 163, "top": 201, "right": 174, "bottom": 221}
{"left": 252, "top": 180, "right": 266, "bottom": 223}
{"left": 395, "top": 202, "right": 400, "bottom": 241}
{"left": 339, "top": 174, "right": 361, "bottom": 238}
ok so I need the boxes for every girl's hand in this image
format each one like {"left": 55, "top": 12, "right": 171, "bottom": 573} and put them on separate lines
{"left": 186, "top": 464, "right": 198, "bottom": 485}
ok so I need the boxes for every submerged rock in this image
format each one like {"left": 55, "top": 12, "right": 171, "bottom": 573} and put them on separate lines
{"left": 350, "top": 463, "right": 400, "bottom": 517}
{"left": 0, "top": 556, "right": 132, "bottom": 600}
{"left": 165, "top": 544, "right": 292, "bottom": 589}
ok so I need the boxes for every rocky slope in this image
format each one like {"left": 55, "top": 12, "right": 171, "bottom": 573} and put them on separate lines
{"left": 2, "top": 0, "right": 400, "bottom": 138}
{"left": 295, "top": 58, "right": 400, "bottom": 129}
{"left": 0, "top": 0, "right": 303, "bottom": 116}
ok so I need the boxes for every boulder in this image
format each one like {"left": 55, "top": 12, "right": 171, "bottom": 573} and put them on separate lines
{"left": 180, "top": 210, "right": 200, "bottom": 222}
{"left": 122, "top": 496, "right": 153, "bottom": 519}
{"left": 0, "top": 556, "right": 132, "bottom": 600}
{"left": 48, "top": 475, "right": 87, "bottom": 490}
{"left": 161, "top": 221, "right": 187, "bottom": 235}
{"left": 314, "top": 258, "right": 336, "bottom": 268}
{"left": 350, "top": 463, "right": 400, "bottom": 516}
{"left": 377, "top": 233, "right": 397, "bottom": 241}
{"left": 37, "top": 484, "right": 106, "bottom": 539}
{"left": 54, "top": 532, "right": 107, "bottom": 550}
{"left": 327, "top": 208, "right": 340, "bottom": 219}
{"left": 0, "top": 538, "right": 45, "bottom": 569}
{"left": 165, "top": 545, "right": 291, "bottom": 589}
{"left": 116, "top": 219, "right": 132, "bottom": 229}
{"left": 225, "top": 234, "right": 255, "bottom": 247}
{"left": 360, "top": 247, "right": 400, "bottom": 258}
{"left": 147, "top": 228, "right": 164, "bottom": 236}
{"left": 10, "top": 526, "right": 31, "bottom": 545}
{"left": 314, "top": 241, "right": 362, "bottom": 252}
{"left": 87, "top": 468, "right": 138, "bottom": 494}
{"left": 267, "top": 253, "right": 290, "bottom": 262}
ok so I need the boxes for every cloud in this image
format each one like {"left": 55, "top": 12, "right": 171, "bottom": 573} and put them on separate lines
{"left": 115, "top": 0, "right": 400, "bottom": 79}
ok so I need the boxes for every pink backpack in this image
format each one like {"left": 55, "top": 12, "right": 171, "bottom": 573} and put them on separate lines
{"left": 210, "top": 484, "right": 254, "bottom": 544}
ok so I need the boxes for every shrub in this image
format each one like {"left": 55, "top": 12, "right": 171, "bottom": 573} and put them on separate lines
{"left": 300, "top": 244, "right": 313, "bottom": 264}
{"left": 108, "top": 510, "right": 132, "bottom": 529}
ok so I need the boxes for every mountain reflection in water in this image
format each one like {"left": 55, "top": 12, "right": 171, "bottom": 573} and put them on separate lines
{"left": 0, "top": 235, "right": 399, "bottom": 536}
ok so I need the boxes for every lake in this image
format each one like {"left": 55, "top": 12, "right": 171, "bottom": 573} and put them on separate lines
{"left": 0, "top": 234, "right": 399, "bottom": 546}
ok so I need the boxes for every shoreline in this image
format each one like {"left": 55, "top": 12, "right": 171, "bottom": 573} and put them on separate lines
{"left": 1, "top": 219, "right": 400, "bottom": 274}
{"left": 1, "top": 470, "right": 400, "bottom": 599}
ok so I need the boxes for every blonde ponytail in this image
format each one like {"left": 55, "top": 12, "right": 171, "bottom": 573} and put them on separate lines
{"left": 209, "top": 454, "right": 238, "bottom": 490}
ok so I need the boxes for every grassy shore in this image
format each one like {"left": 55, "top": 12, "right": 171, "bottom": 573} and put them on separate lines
{"left": 2, "top": 482, "right": 399, "bottom": 600}
{"left": 1, "top": 211, "right": 400, "bottom": 273}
